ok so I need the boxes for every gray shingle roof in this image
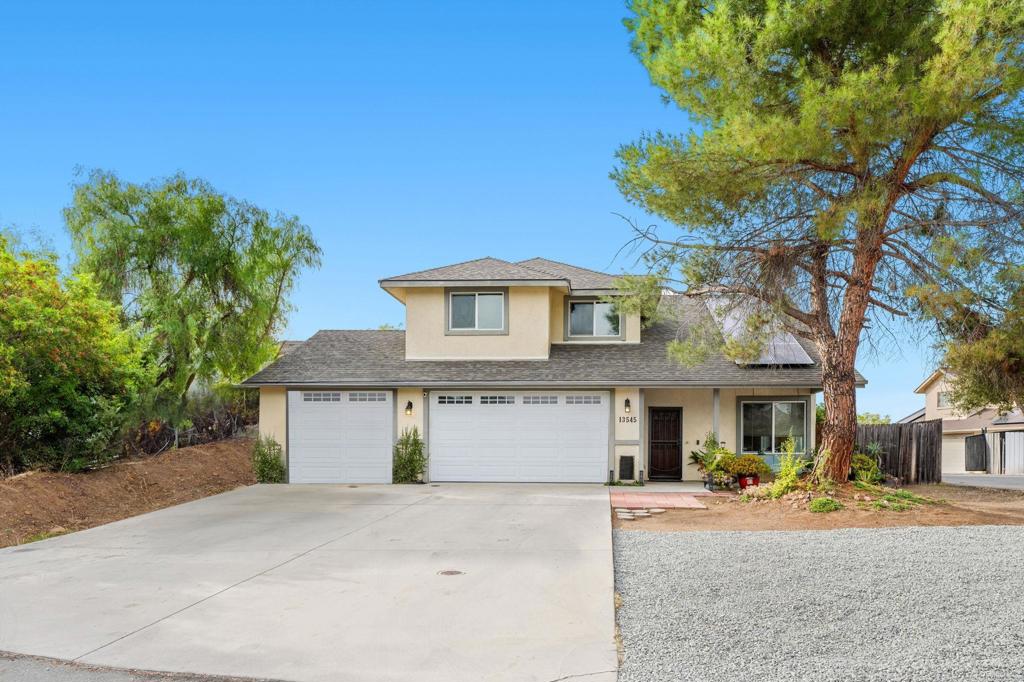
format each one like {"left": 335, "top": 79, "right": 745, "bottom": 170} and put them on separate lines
{"left": 515, "top": 257, "right": 619, "bottom": 291}
{"left": 380, "top": 257, "right": 563, "bottom": 284}
{"left": 244, "top": 296, "right": 851, "bottom": 388}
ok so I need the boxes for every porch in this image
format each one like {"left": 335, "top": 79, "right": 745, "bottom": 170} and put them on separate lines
{"left": 611, "top": 387, "right": 816, "bottom": 483}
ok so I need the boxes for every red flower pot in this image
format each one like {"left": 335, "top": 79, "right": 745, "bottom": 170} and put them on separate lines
{"left": 738, "top": 474, "right": 759, "bottom": 489}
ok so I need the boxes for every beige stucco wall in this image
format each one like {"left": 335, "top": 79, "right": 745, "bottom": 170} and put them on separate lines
{"left": 396, "top": 387, "right": 425, "bottom": 435}
{"left": 922, "top": 376, "right": 962, "bottom": 420}
{"left": 258, "top": 386, "right": 287, "bottom": 460}
{"left": 613, "top": 387, "right": 641, "bottom": 480}
{"left": 404, "top": 286, "right": 551, "bottom": 360}
{"left": 643, "top": 387, "right": 815, "bottom": 481}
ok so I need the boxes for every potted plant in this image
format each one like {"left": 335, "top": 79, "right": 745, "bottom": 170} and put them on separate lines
{"left": 689, "top": 432, "right": 720, "bottom": 475}
{"left": 704, "top": 449, "right": 737, "bottom": 490}
{"left": 726, "top": 454, "right": 772, "bottom": 489}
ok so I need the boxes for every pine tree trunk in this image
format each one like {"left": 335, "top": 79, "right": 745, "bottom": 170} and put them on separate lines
{"left": 818, "top": 362, "right": 858, "bottom": 481}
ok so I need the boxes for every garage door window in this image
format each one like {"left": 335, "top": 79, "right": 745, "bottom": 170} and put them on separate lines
{"left": 303, "top": 392, "right": 342, "bottom": 402}
{"left": 480, "top": 395, "right": 515, "bottom": 405}
{"left": 349, "top": 392, "right": 387, "bottom": 402}
{"left": 566, "top": 395, "right": 602, "bottom": 405}
{"left": 523, "top": 395, "right": 558, "bottom": 405}
{"left": 438, "top": 395, "right": 473, "bottom": 405}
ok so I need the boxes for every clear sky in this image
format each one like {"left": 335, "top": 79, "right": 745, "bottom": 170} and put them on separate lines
{"left": 0, "top": 0, "right": 935, "bottom": 419}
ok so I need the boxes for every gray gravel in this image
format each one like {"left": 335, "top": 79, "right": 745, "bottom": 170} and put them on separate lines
{"left": 615, "top": 526, "right": 1024, "bottom": 682}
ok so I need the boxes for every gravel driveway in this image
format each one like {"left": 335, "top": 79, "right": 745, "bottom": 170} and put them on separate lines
{"left": 615, "top": 526, "right": 1024, "bottom": 682}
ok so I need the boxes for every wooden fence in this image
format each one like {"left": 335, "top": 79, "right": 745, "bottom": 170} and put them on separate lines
{"left": 854, "top": 419, "right": 943, "bottom": 484}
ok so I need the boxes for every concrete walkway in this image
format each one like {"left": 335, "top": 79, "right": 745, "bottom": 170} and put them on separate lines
{"left": 944, "top": 474, "right": 1024, "bottom": 491}
{"left": 0, "top": 484, "right": 617, "bottom": 682}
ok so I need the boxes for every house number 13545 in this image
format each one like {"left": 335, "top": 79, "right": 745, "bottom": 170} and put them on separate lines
{"left": 618, "top": 416, "right": 637, "bottom": 423}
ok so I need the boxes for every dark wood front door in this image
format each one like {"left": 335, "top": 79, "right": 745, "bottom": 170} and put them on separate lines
{"left": 649, "top": 407, "right": 682, "bottom": 480}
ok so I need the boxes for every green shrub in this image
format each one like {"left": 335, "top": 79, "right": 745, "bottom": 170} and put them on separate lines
{"left": 252, "top": 436, "right": 286, "bottom": 483}
{"left": 0, "top": 237, "right": 148, "bottom": 474}
{"left": 851, "top": 453, "right": 882, "bottom": 483}
{"left": 689, "top": 432, "right": 720, "bottom": 472}
{"left": 711, "top": 451, "right": 737, "bottom": 474}
{"left": 767, "top": 437, "right": 807, "bottom": 499}
{"left": 726, "top": 454, "right": 772, "bottom": 478}
{"left": 392, "top": 426, "right": 426, "bottom": 483}
{"left": 809, "top": 497, "right": 843, "bottom": 513}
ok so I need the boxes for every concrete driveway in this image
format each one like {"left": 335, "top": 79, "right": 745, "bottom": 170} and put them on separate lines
{"left": 944, "top": 474, "right": 1024, "bottom": 491}
{"left": 0, "top": 484, "right": 616, "bottom": 682}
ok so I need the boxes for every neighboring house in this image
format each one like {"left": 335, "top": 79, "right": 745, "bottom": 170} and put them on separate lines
{"left": 243, "top": 257, "right": 853, "bottom": 484}
{"left": 907, "top": 370, "right": 1024, "bottom": 475}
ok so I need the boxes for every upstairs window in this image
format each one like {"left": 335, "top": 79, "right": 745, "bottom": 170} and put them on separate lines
{"left": 568, "top": 300, "right": 620, "bottom": 337}
{"left": 449, "top": 292, "right": 505, "bottom": 332}
{"left": 937, "top": 391, "right": 952, "bottom": 408}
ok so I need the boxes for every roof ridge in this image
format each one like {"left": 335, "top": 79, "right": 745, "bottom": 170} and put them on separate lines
{"left": 379, "top": 256, "right": 513, "bottom": 281}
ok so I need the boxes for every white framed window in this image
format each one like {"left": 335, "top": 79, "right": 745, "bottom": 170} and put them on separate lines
{"left": 740, "top": 401, "right": 807, "bottom": 455}
{"left": 937, "top": 391, "right": 952, "bottom": 408}
{"left": 303, "top": 391, "right": 342, "bottom": 402}
{"left": 348, "top": 392, "right": 387, "bottom": 402}
{"left": 449, "top": 292, "right": 505, "bottom": 331}
{"left": 480, "top": 395, "right": 515, "bottom": 405}
{"left": 437, "top": 395, "right": 473, "bottom": 405}
{"left": 523, "top": 395, "right": 558, "bottom": 405}
{"left": 566, "top": 395, "right": 602, "bottom": 405}
{"left": 568, "top": 300, "right": 620, "bottom": 337}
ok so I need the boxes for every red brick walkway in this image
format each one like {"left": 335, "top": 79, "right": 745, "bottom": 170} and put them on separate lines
{"left": 609, "top": 492, "right": 708, "bottom": 509}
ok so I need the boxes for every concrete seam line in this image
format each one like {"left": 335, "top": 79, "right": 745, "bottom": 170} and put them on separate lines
{"left": 546, "top": 669, "right": 618, "bottom": 682}
{"left": 71, "top": 494, "right": 436, "bottom": 662}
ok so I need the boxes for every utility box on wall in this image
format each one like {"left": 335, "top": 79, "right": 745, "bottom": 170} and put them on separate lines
{"left": 619, "top": 455, "right": 635, "bottom": 481}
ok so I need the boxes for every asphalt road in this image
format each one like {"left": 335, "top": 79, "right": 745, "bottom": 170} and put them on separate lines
{"left": 944, "top": 474, "right": 1024, "bottom": 490}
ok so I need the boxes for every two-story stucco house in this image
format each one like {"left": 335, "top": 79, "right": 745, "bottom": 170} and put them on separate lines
{"left": 243, "top": 257, "right": 842, "bottom": 484}
{"left": 903, "top": 369, "right": 1024, "bottom": 474}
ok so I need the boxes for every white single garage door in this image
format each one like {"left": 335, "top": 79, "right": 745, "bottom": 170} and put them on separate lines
{"left": 287, "top": 390, "right": 393, "bottom": 483}
{"left": 942, "top": 435, "right": 967, "bottom": 474}
{"left": 428, "top": 391, "right": 609, "bottom": 482}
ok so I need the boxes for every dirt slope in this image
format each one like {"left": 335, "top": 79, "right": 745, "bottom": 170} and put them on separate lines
{"left": 0, "top": 438, "right": 255, "bottom": 548}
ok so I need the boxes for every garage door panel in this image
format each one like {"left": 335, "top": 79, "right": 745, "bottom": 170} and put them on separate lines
{"left": 288, "top": 391, "right": 393, "bottom": 484}
{"left": 429, "top": 391, "right": 609, "bottom": 483}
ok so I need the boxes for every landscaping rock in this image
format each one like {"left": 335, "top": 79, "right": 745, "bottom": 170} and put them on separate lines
{"left": 615, "top": 526, "right": 1024, "bottom": 682}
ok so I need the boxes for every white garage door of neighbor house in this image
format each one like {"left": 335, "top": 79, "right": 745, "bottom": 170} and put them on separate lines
{"left": 287, "top": 390, "right": 393, "bottom": 484}
{"left": 428, "top": 391, "right": 610, "bottom": 482}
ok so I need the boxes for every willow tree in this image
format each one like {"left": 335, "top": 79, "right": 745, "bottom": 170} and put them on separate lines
{"left": 65, "top": 170, "right": 321, "bottom": 419}
{"left": 613, "top": 0, "right": 1024, "bottom": 480}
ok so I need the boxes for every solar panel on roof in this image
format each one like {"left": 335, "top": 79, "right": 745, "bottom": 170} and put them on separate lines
{"left": 705, "top": 296, "right": 814, "bottom": 366}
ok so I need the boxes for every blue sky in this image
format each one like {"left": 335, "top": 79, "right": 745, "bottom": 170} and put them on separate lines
{"left": 0, "top": 0, "right": 935, "bottom": 418}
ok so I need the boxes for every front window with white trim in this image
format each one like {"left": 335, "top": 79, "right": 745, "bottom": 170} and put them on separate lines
{"left": 740, "top": 401, "right": 807, "bottom": 457}
{"left": 568, "top": 300, "right": 620, "bottom": 337}
{"left": 449, "top": 292, "right": 505, "bottom": 331}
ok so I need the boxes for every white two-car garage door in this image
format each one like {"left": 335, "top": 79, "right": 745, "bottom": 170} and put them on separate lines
{"left": 287, "top": 390, "right": 393, "bottom": 483}
{"left": 428, "top": 391, "right": 610, "bottom": 482}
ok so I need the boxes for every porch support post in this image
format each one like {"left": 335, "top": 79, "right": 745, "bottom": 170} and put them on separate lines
{"left": 712, "top": 388, "right": 720, "bottom": 439}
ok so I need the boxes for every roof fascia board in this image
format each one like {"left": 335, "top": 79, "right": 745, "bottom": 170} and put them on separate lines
{"left": 913, "top": 369, "right": 945, "bottom": 394}
{"left": 241, "top": 380, "right": 837, "bottom": 389}
{"left": 379, "top": 278, "right": 567, "bottom": 289}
